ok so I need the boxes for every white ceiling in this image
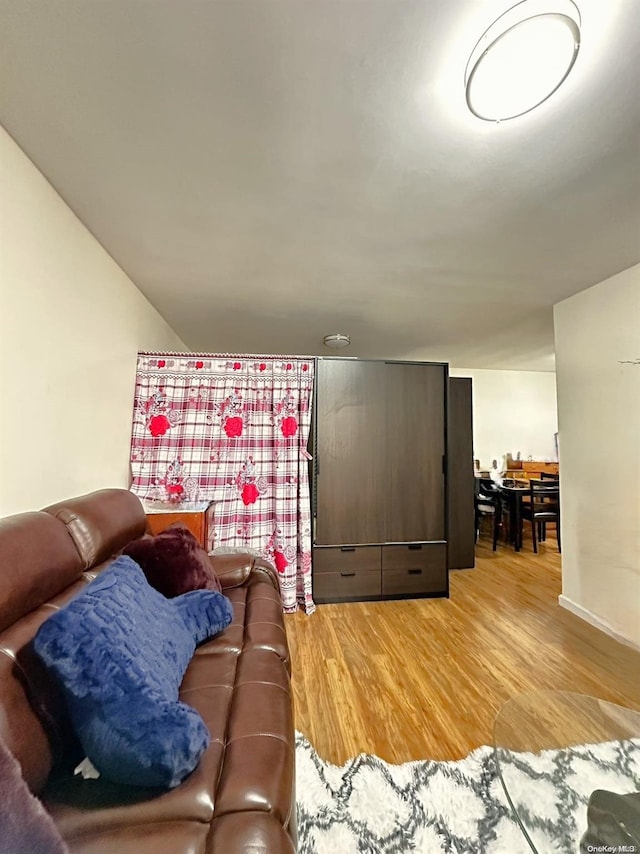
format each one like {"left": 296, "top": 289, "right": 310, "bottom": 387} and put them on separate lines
{"left": 1, "top": 0, "right": 639, "bottom": 370}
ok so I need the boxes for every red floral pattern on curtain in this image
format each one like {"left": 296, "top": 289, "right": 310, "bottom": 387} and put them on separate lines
{"left": 129, "top": 353, "right": 315, "bottom": 613}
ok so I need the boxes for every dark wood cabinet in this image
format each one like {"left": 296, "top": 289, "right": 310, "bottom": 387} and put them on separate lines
{"left": 447, "top": 377, "right": 475, "bottom": 569}
{"left": 384, "top": 363, "right": 446, "bottom": 542}
{"left": 312, "top": 358, "right": 449, "bottom": 602}
{"left": 314, "top": 360, "right": 386, "bottom": 545}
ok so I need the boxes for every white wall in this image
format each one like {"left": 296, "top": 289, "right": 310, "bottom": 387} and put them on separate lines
{"left": 449, "top": 368, "right": 558, "bottom": 470}
{"left": 554, "top": 264, "right": 640, "bottom": 648}
{"left": 0, "top": 127, "right": 187, "bottom": 515}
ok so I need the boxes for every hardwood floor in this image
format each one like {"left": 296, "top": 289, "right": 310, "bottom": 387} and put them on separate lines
{"left": 285, "top": 535, "right": 640, "bottom": 765}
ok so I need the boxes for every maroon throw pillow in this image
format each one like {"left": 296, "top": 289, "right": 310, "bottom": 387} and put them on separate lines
{"left": 123, "top": 524, "right": 222, "bottom": 597}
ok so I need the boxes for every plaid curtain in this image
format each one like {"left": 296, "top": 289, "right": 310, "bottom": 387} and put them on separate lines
{"left": 130, "top": 352, "right": 315, "bottom": 613}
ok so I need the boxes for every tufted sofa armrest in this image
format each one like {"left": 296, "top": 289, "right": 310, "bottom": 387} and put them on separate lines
{"left": 210, "top": 553, "right": 281, "bottom": 592}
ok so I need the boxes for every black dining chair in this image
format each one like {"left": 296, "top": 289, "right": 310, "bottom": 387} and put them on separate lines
{"left": 521, "top": 481, "right": 561, "bottom": 553}
{"left": 474, "top": 478, "right": 503, "bottom": 551}
{"left": 539, "top": 471, "right": 559, "bottom": 482}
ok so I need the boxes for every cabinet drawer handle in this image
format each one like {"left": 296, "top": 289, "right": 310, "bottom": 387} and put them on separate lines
{"left": 340, "top": 546, "right": 356, "bottom": 552}
{"left": 408, "top": 568, "right": 422, "bottom": 575}
{"left": 340, "top": 571, "right": 356, "bottom": 577}
{"left": 408, "top": 544, "right": 423, "bottom": 551}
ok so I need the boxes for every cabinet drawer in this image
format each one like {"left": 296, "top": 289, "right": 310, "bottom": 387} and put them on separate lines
{"left": 382, "top": 565, "right": 447, "bottom": 596}
{"left": 312, "top": 546, "right": 381, "bottom": 575}
{"left": 381, "top": 543, "right": 445, "bottom": 571}
{"left": 382, "top": 543, "right": 447, "bottom": 596}
{"left": 313, "top": 569, "right": 381, "bottom": 602}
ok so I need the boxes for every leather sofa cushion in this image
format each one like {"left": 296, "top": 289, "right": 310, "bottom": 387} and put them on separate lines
{"left": 212, "top": 648, "right": 294, "bottom": 824}
{"left": 65, "top": 814, "right": 296, "bottom": 854}
{"left": 0, "top": 512, "right": 84, "bottom": 634}
{"left": 0, "top": 609, "right": 59, "bottom": 793}
{"left": 196, "top": 583, "right": 290, "bottom": 673}
{"left": 44, "top": 490, "right": 147, "bottom": 569}
{"left": 42, "top": 648, "right": 293, "bottom": 841}
{"left": 66, "top": 820, "right": 209, "bottom": 854}
{"left": 0, "top": 598, "right": 91, "bottom": 794}
{"left": 212, "top": 554, "right": 280, "bottom": 591}
{"left": 208, "top": 812, "right": 297, "bottom": 854}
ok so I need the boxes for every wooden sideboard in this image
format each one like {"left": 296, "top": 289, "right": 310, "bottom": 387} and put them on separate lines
{"left": 506, "top": 461, "right": 558, "bottom": 480}
{"left": 144, "top": 502, "right": 215, "bottom": 551}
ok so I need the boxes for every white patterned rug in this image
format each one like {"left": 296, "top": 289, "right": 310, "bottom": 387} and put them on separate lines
{"left": 295, "top": 733, "right": 640, "bottom": 853}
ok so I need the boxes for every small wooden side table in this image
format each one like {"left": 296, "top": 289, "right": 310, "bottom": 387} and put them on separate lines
{"left": 143, "top": 501, "right": 215, "bottom": 551}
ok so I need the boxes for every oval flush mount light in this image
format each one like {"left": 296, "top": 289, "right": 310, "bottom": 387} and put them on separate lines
{"left": 323, "top": 333, "right": 351, "bottom": 349}
{"left": 465, "top": 0, "right": 581, "bottom": 122}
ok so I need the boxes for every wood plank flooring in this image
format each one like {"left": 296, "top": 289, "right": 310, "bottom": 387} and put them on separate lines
{"left": 285, "top": 536, "right": 640, "bottom": 764}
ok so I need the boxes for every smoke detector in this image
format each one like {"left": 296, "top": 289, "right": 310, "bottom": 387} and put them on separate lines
{"left": 323, "top": 334, "right": 351, "bottom": 349}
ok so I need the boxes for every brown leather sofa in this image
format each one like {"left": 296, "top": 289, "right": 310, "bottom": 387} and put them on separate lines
{"left": 0, "top": 488, "right": 297, "bottom": 853}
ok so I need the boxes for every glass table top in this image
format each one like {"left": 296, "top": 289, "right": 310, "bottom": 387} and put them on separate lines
{"left": 494, "top": 690, "right": 640, "bottom": 853}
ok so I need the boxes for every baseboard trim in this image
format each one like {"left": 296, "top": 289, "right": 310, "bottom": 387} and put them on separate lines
{"left": 558, "top": 594, "right": 640, "bottom": 652}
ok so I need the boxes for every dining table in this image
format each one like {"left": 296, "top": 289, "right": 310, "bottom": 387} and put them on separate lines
{"left": 497, "top": 481, "right": 531, "bottom": 551}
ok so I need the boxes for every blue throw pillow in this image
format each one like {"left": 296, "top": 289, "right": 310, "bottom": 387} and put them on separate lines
{"left": 32, "top": 556, "right": 233, "bottom": 788}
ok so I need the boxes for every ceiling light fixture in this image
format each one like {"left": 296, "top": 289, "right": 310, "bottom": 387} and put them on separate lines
{"left": 323, "top": 333, "right": 351, "bottom": 349}
{"left": 465, "top": 0, "right": 581, "bottom": 122}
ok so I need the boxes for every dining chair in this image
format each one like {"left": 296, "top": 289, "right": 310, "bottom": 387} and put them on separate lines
{"left": 539, "top": 471, "right": 559, "bottom": 482}
{"left": 521, "top": 481, "right": 561, "bottom": 553}
{"left": 474, "top": 478, "right": 503, "bottom": 551}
